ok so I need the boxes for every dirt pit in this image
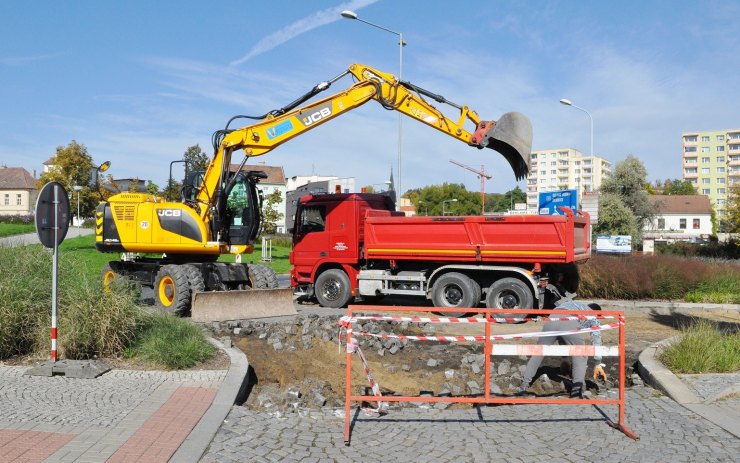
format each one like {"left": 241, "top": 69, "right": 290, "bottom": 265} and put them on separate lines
{"left": 218, "top": 307, "right": 739, "bottom": 415}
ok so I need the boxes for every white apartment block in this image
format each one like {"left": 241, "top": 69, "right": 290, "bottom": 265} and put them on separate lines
{"left": 681, "top": 129, "right": 740, "bottom": 222}
{"left": 525, "top": 148, "right": 611, "bottom": 212}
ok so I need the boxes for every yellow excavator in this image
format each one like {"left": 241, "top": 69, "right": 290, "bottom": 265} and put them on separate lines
{"left": 96, "top": 63, "right": 532, "bottom": 320}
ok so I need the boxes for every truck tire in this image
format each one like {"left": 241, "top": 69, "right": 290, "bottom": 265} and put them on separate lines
{"left": 154, "top": 265, "right": 191, "bottom": 315}
{"left": 249, "top": 264, "right": 279, "bottom": 289}
{"left": 315, "top": 269, "right": 352, "bottom": 309}
{"left": 431, "top": 272, "right": 481, "bottom": 315}
{"left": 486, "top": 277, "right": 533, "bottom": 321}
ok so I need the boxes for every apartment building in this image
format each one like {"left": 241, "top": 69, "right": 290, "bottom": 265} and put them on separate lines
{"left": 525, "top": 148, "right": 611, "bottom": 212}
{"left": 681, "top": 129, "right": 740, "bottom": 222}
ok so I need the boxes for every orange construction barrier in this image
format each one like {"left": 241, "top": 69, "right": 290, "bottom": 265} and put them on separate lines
{"left": 340, "top": 306, "right": 639, "bottom": 445}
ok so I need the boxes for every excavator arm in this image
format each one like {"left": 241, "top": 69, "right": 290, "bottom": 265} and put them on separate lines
{"left": 196, "top": 63, "right": 532, "bottom": 230}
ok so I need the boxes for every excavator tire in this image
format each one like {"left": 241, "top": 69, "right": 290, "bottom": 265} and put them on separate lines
{"left": 248, "top": 264, "right": 279, "bottom": 289}
{"left": 154, "top": 264, "right": 191, "bottom": 316}
{"left": 182, "top": 264, "right": 205, "bottom": 294}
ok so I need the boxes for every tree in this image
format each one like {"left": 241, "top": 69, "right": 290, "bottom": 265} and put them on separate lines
{"left": 599, "top": 155, "right": 655, "bottom": 242}
{"left": 411, "top": 183, "right": 479, "bottom": 216}
{"left": 651, "top": 178, "right": 697, "bottom": 195}
{"left": 261, "top": 189, "right": 284, "bottom": 234}
{"left": 37, "top": 141, "right": 99, "bottom": 218}
{"left": 487, "top": 186, "right": 526, "bottom": 212}
{"left": 725, "top": 184, "right": 740, "bottom": 233}
{"left": 593, "top": 193, "right": 637, "bottom": 237}
{"left": 183, "top": 144, "right": 209, "bottom": 174}
{"left": 145, "top": 180, "right": 160, "bottom": 195}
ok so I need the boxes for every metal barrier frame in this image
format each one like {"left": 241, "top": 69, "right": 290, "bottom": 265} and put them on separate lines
{"left": 342, "top": 305, "right": 639, "bottom": 445}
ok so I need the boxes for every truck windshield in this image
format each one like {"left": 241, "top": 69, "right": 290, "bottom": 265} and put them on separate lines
{"left": 297, "top": 206, "right": 326, "bottom": 234}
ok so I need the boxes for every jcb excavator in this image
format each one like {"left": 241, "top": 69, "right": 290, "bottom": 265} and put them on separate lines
{"left": 96, "top": 63, "right": 532, "bottom": 320}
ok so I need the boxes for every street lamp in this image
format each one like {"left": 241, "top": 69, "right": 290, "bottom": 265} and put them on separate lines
{"left": 341, "top": 10, "right": 406, "bottom": 197}
{"left": 559, "top": 99, "right": 593, "bottom": 157}
{"left": 443, "top": 198, "right": 458, "bottom": 216}
{"left": 73, "top": 185, "right": 83, "bottom": 229}
{"left": 417, "top": 200, "right": 428, "bottom": 216}
{"left": 560, "top": 99, "right": 593, "bottom": 207}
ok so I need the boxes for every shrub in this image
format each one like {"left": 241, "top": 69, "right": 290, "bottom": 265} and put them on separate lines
{"left": 578, "top": 254, "right": 732, "bottom": 301}
{"left": 659, "top": 319, "right": 740, "bottom": 373}
{"left": 0, "top": 214, "right": 34, "bottom": 224}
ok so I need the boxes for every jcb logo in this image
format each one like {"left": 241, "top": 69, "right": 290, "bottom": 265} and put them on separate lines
{"left": 157, "top": 209, "right": 181, "bottom": 217}
{"left": 299, "top": 103, "right": 332, "bottom": 127}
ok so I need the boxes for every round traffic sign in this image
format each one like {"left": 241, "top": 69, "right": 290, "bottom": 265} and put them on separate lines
{"left": 35, "top": 182, "right": 71, "bottom": 248}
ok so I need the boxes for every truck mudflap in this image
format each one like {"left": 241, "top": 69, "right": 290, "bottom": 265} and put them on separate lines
{"left": 471, "top": 112, "right": 532, "bottom": 180}
{"left": 190, "top": 288, "right": 297, "bottom": 322}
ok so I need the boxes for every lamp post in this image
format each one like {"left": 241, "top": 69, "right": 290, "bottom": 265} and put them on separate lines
{"left": 73, "top": 185, "right": 83, "bottom": 229}
{"left": 560, "top": 99, "right": 593, "bottom": 206}
{"left": 443, "top": 198, "right": 458, "bottom": 216}
{"left": 341, "top": 10, "right": 405, "bottom": 198}
{"left": 418, "top": 200, "right": 428, "bottom": 216}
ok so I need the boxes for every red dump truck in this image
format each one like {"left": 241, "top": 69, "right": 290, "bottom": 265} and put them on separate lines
{"left": 290, "top": 193, "right": 591, "bottom": 312}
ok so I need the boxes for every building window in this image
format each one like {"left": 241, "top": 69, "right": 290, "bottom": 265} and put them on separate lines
{"left": 685, "top": 146, "right": 697, "bottom": 152}
{"left": 702, "top": 178, "right": 710, "bottom": 184}
{"left": 684, "top": 168, "right": 697, "bottom": 174}
{"left": 717, "top": 156, "right": 725, "bottom": 162}
{"left": 702, "top": 188, "right": 710, "bottom": 194}
{"left": 531, "top": 153, "right": 537, "bottom": 159}
{"left": 718, "top": 188, "right": 726, "bottom": 195}
{"left": 702, "top": 168, "right": 710, "bottom": 174}
{"left": 702, "top": 136, "right": 710, "bottom": 142}
{"left": 658, "top": 218, "right": 665, "bottom": 229}
{"left": 689, "top": 178, "right": 697, "bottom": 184}
{"left": 718, "top": 146, "right": 725, "bottom": 152}
{"left": 701, "top": 157, "right": 710, "bottom": 163}
{"left": 717, "top": 167, "right": 725, "bottom": 173}
{"left": 3, "top": 194, "right": 8, "bottom": 206}
{"left": 717, "top": 135, "right": 725, "bottom": 141}
{"left": 684, "top": 157, "right": 697, "bottom": 164}
{"left": 16, "top": 194, "right": 21, "bottom": 206}
{"left": 693, "top": 219, "right": 700, "bottom": 229}
{"left": 717, "top": 199, "right": 726, "bottom": 205}
{"left": 717, "top": 177, "right": 725, "bottom": 184}
{"left": 679, "top": 218, "right": 687, "bottom": 229}
{"left": 551, "top": 170, "right": 557, "bottom": 175}
{"left": 685, "top": 136, "right": 697, "bottom": 142}
{"left": 701, "top": 147, "right": 710, "bottom": 153}
{"left": 731, "top": 134, "right": 740, "bottom": 140}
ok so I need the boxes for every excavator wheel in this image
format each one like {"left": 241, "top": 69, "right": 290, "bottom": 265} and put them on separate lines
{"left": 102, "top": 263, "right": 118, "bottom": 292}
{"left": 182, "top": 264, "right": 205, "bottom": 294}
{"left": 248, "top": 264, "right": 279, "bottom": 289}
{"left": 154, "top": 265, "right": 191, "bottom": 316}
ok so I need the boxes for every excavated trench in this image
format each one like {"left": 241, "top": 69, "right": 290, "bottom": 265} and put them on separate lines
{"left": 209, "top": 312, "right": 637, "bottom": 415}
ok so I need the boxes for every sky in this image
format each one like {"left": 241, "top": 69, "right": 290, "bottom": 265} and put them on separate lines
{"left": 1, "top": 0, "right": 739, "bottom": 196}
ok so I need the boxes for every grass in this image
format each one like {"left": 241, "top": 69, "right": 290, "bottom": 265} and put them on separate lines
{"left": 0, "top": 241, "right": 216, "bottom": 369}
{"left": 658, "top": 319, "right": 740, "bottom": 374}
{"left": 125, "top": 313, "right": 217, "bottom": 370}
{"left": 0, "top": 223, "right": 35, "bottom": 237}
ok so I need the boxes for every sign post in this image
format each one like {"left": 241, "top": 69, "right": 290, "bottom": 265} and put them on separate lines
{"left": 34, "top": 182, "right": 70, "bottom": 362}
{"left": 26, "top": 182, "right": 110, "bottom": 378}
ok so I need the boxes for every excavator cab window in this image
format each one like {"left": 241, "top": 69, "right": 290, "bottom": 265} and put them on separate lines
{"left": 223, "top": 172, "right": 256, "bottom": 245}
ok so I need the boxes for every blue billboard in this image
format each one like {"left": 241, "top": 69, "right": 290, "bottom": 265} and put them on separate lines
{"left": 538, "top": 190, "right": 577, "bottom": 215}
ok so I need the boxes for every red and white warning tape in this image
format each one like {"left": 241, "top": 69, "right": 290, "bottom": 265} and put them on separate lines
{"left": 347, "top": 321, "right": 621, "bottom": 343}
{"left": 344, "top": 325, "right": 388, "bottom": 415}
{"left": 340, "top": 314, "right": 615, "bottom": 325}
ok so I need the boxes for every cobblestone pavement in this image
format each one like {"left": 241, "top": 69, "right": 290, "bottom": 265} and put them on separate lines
{"left": 0, "top": 366, "right": 226, "bottom": 462}
{"left": 201, "top": 385, "right": 739, "bottom": 463}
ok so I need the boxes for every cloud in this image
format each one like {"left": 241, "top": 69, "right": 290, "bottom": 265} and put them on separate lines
{"left": 229, "top": 0, "right": 380, "bottom": 67}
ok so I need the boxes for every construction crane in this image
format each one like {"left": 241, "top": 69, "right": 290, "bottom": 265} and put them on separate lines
{"left": 450, "top": 159, "right": 492, "bottom": 214}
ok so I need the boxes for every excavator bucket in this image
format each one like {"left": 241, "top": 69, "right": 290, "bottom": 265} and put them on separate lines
{"left": 190, "top": 288, "right": 297, "bottom": 322}
{"left": 470, "top": 112, "right": 532, "bottom": 180}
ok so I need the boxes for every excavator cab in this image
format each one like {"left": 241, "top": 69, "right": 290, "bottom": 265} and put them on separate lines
{"left": 222, "top": 170, "right": 265, "bottom": 246}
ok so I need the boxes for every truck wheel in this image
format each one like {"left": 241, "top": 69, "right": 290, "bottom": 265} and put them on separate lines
{"left": 486, "top": 277, "right": 533, "bottom": 322}
{"left": 315, "top": 269, "right": 352, "bottom": 309}
{"left": 249, "top": 265, "right": 279, "bottom": 289}
{"left": 154, "top": 265, "right": 191, "bottom": 315}
{"left": 431, "top": 272, "right": 481, "bottom": 316}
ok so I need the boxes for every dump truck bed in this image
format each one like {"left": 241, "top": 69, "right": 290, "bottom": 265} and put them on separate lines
{"left": 362, "top": 209, "right": 590, "bottom": 264}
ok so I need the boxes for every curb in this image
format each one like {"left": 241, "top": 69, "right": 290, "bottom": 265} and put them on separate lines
{"left": 591, "top": 299, "right": 740, "bottom": 315}
{"left": 170, "top": 337, "right": 250, "bottom": 463}
{"left": 637, "top": 337, "right": 740, "bottom": 439}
